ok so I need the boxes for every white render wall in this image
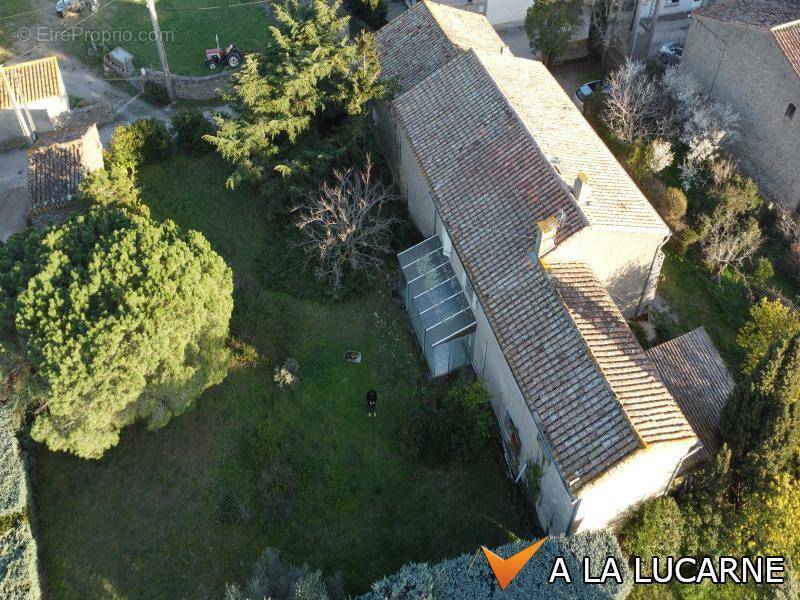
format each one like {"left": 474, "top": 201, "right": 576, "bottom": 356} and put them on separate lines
{"left": 573, "top": 437, "right": 696, "bottom": 531}
{"left": 0, "top": 94, "right": 68, "bottom": 147}
{"left": 548, "top": 226, "right": 667, "bottom": 317}
{"left": 485, "top": 0, "right": 533, "bottom": 28}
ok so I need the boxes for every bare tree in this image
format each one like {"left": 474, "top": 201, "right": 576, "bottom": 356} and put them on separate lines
{"left": 293, "top": 156, "right": 400, "bottom": 295}
{"left": 589, "top": 0, "right": 628, "bottom": 66}
{"left": 700, "top": 203, "right": 762, "bottom": 280}
{"left": 603, "top": 60, "right": 663, "bottom": 143}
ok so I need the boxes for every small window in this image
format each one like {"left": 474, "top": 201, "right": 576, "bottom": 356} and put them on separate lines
{"left": 787, "top": 103, "right": 797, "bottom": 120}
{"left": 503, "top": 410, "right": 522, "bottom": 464}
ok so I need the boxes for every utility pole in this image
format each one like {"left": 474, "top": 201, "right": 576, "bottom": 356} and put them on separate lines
{"left": 0, "top": 65, "right": 34, "bottom": 145}
{"left": 145, "top": 0, "right": 176, "bottom": 103}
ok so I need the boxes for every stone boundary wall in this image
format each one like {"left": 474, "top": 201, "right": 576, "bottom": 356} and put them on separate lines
{"left": 136, "top": 69, "right": 234, "bottom": 101}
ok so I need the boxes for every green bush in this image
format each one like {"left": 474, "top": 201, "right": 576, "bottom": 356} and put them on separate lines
{"left": 751, "top": 257, "right": 774, "bottom": 293}
{"left": 400, "top": 379, "right": 493, "bottom": 465}
{"left": 669, "top": 227, "right": 700, "bottom": 255}
{"left": 621, "top": 497, "right": 684, "bottom": 568}
{"left": 225, "top": 547, "right": 343, "bottom": 600}
{"left": 144, "top": 80, "right": 171, "bottom": 106}
{"left": 171, "top": 109, "right": 215, "bottom": 154}
{"left": 0, "top": 208, "right": 233, "bottom": 458}
{"left": 106, "top": 118, "right": 172, "bottom": 172}
{"left": 77, "top": 163, "right": 149, "bottom": 217}
{"left": 364, "top": 532, "right": 631, "bottom": 599}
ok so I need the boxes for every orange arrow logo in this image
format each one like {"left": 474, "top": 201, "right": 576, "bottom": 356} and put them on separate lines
{"left": 481, "top": 537, "right": 548, "bottom": 589}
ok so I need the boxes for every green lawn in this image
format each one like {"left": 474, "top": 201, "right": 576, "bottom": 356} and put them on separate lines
{"left": 65, "top": 0, "right": 269, "bottom": 75}
{"left": 0, "top": 0, "right": 31, "bottom": 60}
{"left": 32, "top": 153, "right": 529, "bottom": 599}
{"left": 658, "top": 248, "right": 751, "bottom": 372}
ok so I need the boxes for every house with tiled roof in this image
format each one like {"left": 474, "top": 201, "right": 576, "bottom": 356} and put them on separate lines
{"left": 0, "top": 56, "right": 69, "bottom": 147}
{"left": 682, "top": 0, "right": 800, "bottom": 210}
{"left": 378, "top": 1, "right": 710, "bottom": 533}
{"left": 27, "top": 123, "right": 104, "bottom": 228}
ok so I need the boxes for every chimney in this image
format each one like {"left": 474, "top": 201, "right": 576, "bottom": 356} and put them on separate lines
{"left": 500, "top": 45, "right": 511, "bottom": 55}
{"left": 573, "top": 172, "right": 590, "bottom": 205}
{"left": 531, "top": 214, "right": 560, "bottom": 260}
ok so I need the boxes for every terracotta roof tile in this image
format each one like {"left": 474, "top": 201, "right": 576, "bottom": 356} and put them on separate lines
{"left": 477, "top": 51, "right": 668, "bottom": 234}
{"left": 774, "top": 21, "right": 800, "bottom": 78}
{"left": 549, "top": 262, "right": 696, "bottom": 446}
{"left": 695, "top": 0, "right": 800, "bottom": 29}
{"left": 27, "top": 124, "right": 100, "bottom": 216}
{"left": 375, "top": 0, "right": 505, "bottom": 91}
{"left": 646, "top": 327, "right": 735, "bottom": 467}
{"left": 0, "top": 56, "right": 64, "bottom": 110}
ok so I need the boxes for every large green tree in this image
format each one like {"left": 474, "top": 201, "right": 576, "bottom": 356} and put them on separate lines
{"left": 0, "top": 209, "right": 233, "bottom": 458}
{"left": 207, "top": 0, "right": 386, "bottom": 199}
{"left": 525, "top": 0, "right": 584, "bottom": 67}
{"left": 722, "top": 333, "right": 800, "bottom": 486}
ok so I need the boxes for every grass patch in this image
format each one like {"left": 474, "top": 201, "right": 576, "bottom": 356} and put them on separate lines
{"left": 0, "top": 0, "right": 31, "bottom": 60}
{"left": 65, "top": 0, "right": 269, "bottom": 75}
{"left": 32, "top": 153, "right": 529, "bottom": 599}
{"left": 658, "top": 248, "right": 751, "bottom": 372}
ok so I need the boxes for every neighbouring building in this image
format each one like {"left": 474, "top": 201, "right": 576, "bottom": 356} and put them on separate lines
{"left": 681, "top": 0, "right": 800, "bottom": 210}
{"left": 27, "top": 123, "right": 104, "bottom": 228}
{"left": 0, "top": 56, "right": 69, "bottom": 148}
{"left": 375, "top": 1, "right": 735, "bottom": 534}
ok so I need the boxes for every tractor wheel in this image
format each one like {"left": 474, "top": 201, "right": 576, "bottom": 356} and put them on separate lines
{"left": 227, "top": 53, "right": 241, "bottom": 68}
{"left": 208, "top": 61, "right": 217, "bottom": 70}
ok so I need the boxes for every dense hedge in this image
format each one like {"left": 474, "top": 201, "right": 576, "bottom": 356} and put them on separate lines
{"left": 0, "top": 403, "right": 40, "bottom": 599}
{"left": 364, "top": 531, "right": 631, "bottom": 599}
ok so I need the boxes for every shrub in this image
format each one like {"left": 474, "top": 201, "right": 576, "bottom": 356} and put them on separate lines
{"left": 648, "top": 139, "right": 674, "bottom": 173}
{"left": 171, "top": 109, "right": 214, "bottom": 154}
{"left": 400, "top": 379, "right": 493, "bottom": 465}
{"left": 77, "top": 163, "right": 149, "bottom": 217}
{"left": 106, "top": 118, "right": 172, "bottom": 172}
{"left": 751, "top": 257, "right": 774, "bottom": 293}
{"left": 737, "top": 298, "right": 800, "bottom": 376}
{"left": 628, "top": 320, "right": 651, "bottom": 349}
{"left": 657, "top": 187, "right": 688, "bottom": 229}
{"left": 144, "top": 79, "right": 171, "bottom": 106}
{"left": 781, "top": 242, "right": 800, "bottom": 278}
{"left": 261, "top": 458, "right": 295, "bottom": 520}
{"left": 669, "top": 226, "right": 700, "bottom": 255}
{"left": 224, "top": 547, "right": 343, "bottom": 600}
{"left": 274, "top": 357, "right": 300, "bottom": 390}
{"left": 364, "top": 532, "right": 631, "bottom": 599}
{"left": 640, "top": 174, "right": 667, "bottom": 205}
{"left": 0, "top": 209, "right": 233, "bottom": 458}
{"left": 621, "top": 497, "right": 684, "bottom": 569}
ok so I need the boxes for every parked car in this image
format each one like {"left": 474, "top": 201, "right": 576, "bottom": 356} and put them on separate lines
{"left": 56, "top": 0, "right": 84, "bottom": 17}
{"left": 574, "top": 80, "right": 610, "bottom": 109}
{"left": 658, "top": 42, "right": 684, "bottom": 65}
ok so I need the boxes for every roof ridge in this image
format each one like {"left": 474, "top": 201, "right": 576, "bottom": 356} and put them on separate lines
{"left": 466, "top": 49, "right": 590, "bottom": 242}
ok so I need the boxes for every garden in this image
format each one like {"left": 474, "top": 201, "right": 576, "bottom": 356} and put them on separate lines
{"left": 583, "top": 61, "right": 800, "bottom": 371}
{"left": 23, "top": 147, "right": 533, "bottom": 597}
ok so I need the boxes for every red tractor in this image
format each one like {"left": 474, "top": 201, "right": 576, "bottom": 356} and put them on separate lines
{"left": 205, "top": 35, "right": 246, "bottom": 70}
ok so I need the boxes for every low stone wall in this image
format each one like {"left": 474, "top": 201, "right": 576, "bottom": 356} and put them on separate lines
{"left": 137, "top": 69, "right": 234, "bottom": 101}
